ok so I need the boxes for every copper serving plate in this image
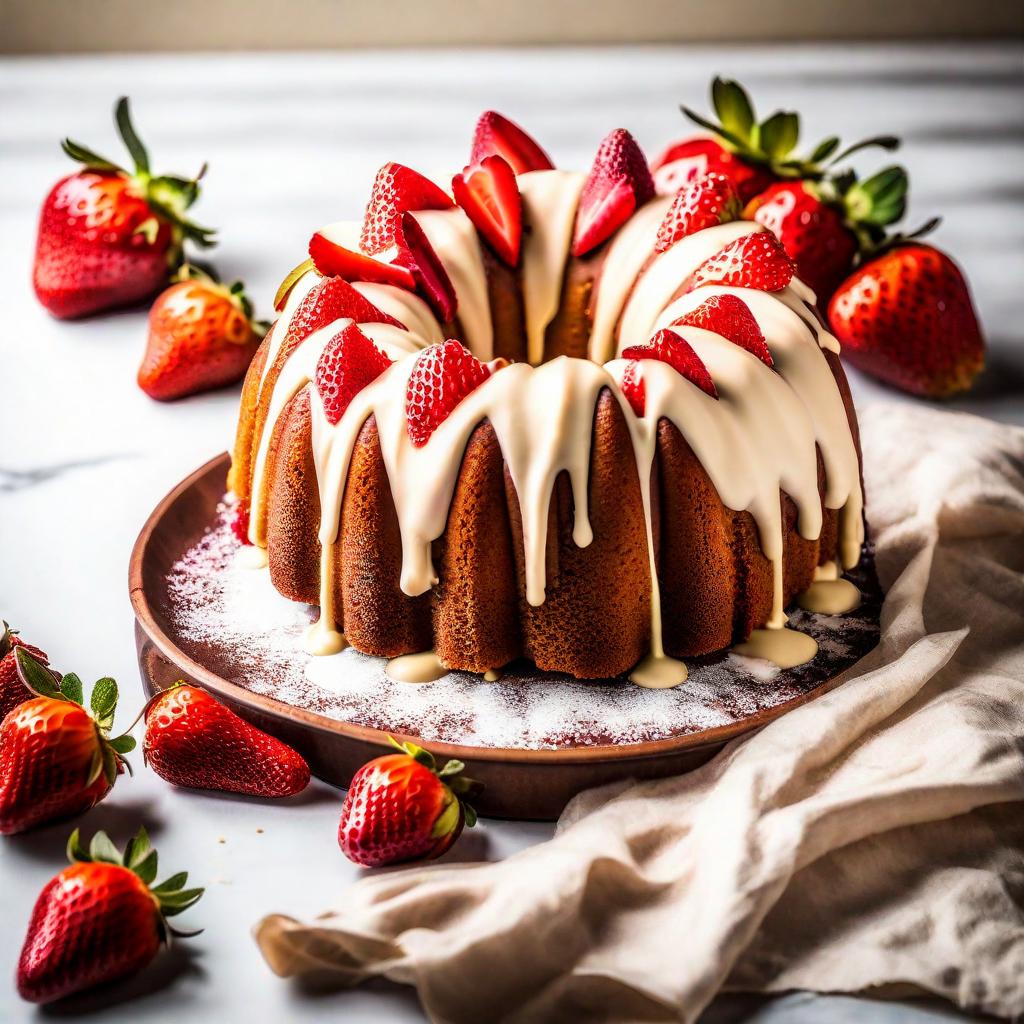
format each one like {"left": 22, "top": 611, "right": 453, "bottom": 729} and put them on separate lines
{"left": 129, "top": 453, "right": 880, "bottom": 820}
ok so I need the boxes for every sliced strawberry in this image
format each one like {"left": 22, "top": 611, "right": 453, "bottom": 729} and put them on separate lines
{"left": 655, "top": 172, "right": 740, "bottom": 253}
{"left": 309, "top": 232, "right": 416, "bottom": 291}
{"left": 270, "top": 275, "right": 404, "bottom": 377}
{"left": 406, "top": 340, "right": 493, "bottom": 446}
{"left": 470, "top": 111, "right": 554, "bottom": 175}
{"left": 396, "top": 213, "right": 458, "bottom": 323}
{"left": 360, "top": 163, "right": 453, "bottom": 255}
{"left": 672, "top": 294, "right": 772, "bottom": 367}
{"left": 573, "top": 129, "right": 655, "bottom": 257}
{"left": 687, "top": 232, "right": 794, "bottom": 293}
{"left": 315, "top": 323, "right": 393, "bottom": 425}
{"left": 621, "top": 329, "right": 718, "bottom": 414}
{"left": 451, "top": 156, "right": 522, "bottom": 267}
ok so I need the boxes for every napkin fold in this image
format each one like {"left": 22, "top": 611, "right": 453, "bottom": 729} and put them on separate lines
{"left": 255, "top": 403, "right": 1024, "bottom": 1022}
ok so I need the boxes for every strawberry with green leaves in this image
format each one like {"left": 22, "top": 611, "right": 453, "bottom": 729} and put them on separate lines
{"left": 138, "top": 266, "right": 268, "bottom": 401}
{"left": 653, "top": 77, "right": 899, "bottom": 204}
{"left": 17, "top": 827, "right": 203, "bottom": 1004}
{"left": 338, "top": 737, "right": 479, "bottom": 868}
{"left": 33, "top": 97, "right": 214, "bottom": 320}
{"left": 744, "top": 166, "right": 909, "bottom": 302}
{"left": 0, "top": 650, "right": 134, "bottom": 835}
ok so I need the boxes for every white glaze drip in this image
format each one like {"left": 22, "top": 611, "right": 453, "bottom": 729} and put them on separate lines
{"left": 386, "top": 650, "right": 448, "bottom": 684}
{"left": 588, "top": 195, "right": 673, "bottom": 364}
{"left": 518, "top": 170, "right": 586, "bottom": 365}
{"left": 412, "top": 208, "right": 493, "bottom": 359}
{"left": 350, "top": 282, "right": 444, "bottom": 345}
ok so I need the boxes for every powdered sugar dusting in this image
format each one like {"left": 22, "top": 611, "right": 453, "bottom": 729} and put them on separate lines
{"left": 165, "top": 508, "right": 881, "bottom": 751}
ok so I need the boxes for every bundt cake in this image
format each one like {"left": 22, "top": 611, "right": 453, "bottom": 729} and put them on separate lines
{"left": 229, "top": 112, "right": 865, "bottom": 687}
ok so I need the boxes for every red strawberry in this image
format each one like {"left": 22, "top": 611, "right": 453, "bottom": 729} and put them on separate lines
{"left": 687, "top": 232, "right": 795, "bottom": 293}
{"left": 573, "top": 129, "right": 655, "bottom": 257}
{"left": 273, "top": 275, "right": 404, "bottom": 372}
{"left": 360, "top": 163, "right": 453, "bottom": 255}
{"left": 0, "top": 623, "right": 51, "bottom": 720}
{"left": 395, "top": 212, "right": 458, "bottom": 323}
{"left": 0, "top": 650, "right": 133, "bottom": 835}
{"left": 744, "top": 167, "right": 909, "bottom": 303}
{"left": 316, "top": 323, "right": 393, "bottom": 425}
{"left": 828, "top": 243, "right": 984, "bottom": 397}
{"left": 672, "top": 293, "right": 773, "bottom": 367}
{"left": 653, "top": 137, "right": 775, "bottom": 205}
{"left": 469, "top": 111, "right": 554, "bottom": 175}
{"left": 308, "top": 230, "right": 416, "bottom": 291}
{"left": 138, "top": 268, "right": 267, "bottom": 402}
{"left": 143, "top": 683, "right": 310, "bottom": 797}
{"left": 17, "top": 827, "right": 202, "bottom": 1004}
{"left": 656, "top": 77, "right": 899, "bottom": 204}
{"left": 655, "top": 172, "right": 741, "bottom": 253}
{"left": 338, "top": 737, "right": 478, "bottom": 868}
{"left": 452, "top": 155, "right": 522, "bottom": 266}
{"left": 405, "top": 340, "right": 494, "bottom": 446}
{"left": 621, "top": 329, "right": 718, "bottom": 414}
{"left": 33, "top": 97, "right": 213, "bottom": 320}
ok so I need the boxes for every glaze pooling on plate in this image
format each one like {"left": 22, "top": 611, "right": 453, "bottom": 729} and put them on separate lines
{"left": 169, "top": 511, "right": 881, "bottom": 751}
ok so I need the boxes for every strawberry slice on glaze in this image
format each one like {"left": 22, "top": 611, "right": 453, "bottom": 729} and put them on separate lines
{"left": 620, "top": 328, "right": 718, "bottom": 415}
{"left": 672, "top": 293, "right": 773, "bottom": 366}
{"left": 405, "top": 340, "right": 494, "bottom": 446}
{"left": 573, "top": 129, "right": 655, "bottom": 257}
{"left": 654, "top": 172, "right": 741, "bottom": 253}
{"left": 469, "top": 111, "right": 554, "bottom": 175}
{"left": 360, "top": 163, "right": 453, "bottom": 255}
{"left": 308, "top": 231, "right": 416, "bottom": 290}
{"left": 452, "top": 155, "right": 522, "bottom": 266}
{"left": 687, "top": 232, "right": 795, "bottom": 293}
{"left": 315, "top": 323, "right": 393, "bottom": 425}
{"left": 395, "top": 212, "right": 458, "bottom": 324}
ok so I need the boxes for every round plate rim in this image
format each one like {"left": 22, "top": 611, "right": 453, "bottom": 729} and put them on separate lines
{"left": 130, "top": 453, "right": 862, "bottom": 766}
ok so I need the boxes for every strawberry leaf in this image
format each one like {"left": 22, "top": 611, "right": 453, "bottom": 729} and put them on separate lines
{"left": 759, "top": 111, "right": 800, "bottom": 161}
{"left": 124, "top": 827, "right": 151, "bottom": 869}
{"left": 90, "top": 676, "right": 118, "bottom": 725}
{"left": 61, "top": 138, "right": 123, "bottom": 173}
{"left": 67, "top": 829, "right": 89, "bottom": 864}
{"left": 90, "top": 830, "right": 123, "bottom": 866}
{"left": 680, "top": 106, "right": 749, "bottom": 153}
{"left": 115, "top": 96, "right": 150, "bottom": 175}
{"left": 438, "top": 760, "right": 465, "bottom": 777}
{"left": 134, "top": 849, "right": 159, "bottom": 886}
{"left": 712, "top": 78, "right": 755, "bottom": 143}
{"left": 0, "top": 621, "right": 12, "bottom": 659}
{"left": 15, "top": 648, "right": 64, "bottom": 701}
{"left": 152, "top": 871, "right": 189, "bottom": 894}
{"left": 463, "top": 804, "right": 478, "bottom": 828}
{"left": 59, "top": 672, "right": 84, "bottom": 706}
{"left": 160, "top": 888, "right": 205, "bottom": 916}
{"left": 810, "top": 136, "right": 840, "bottom": 164}
{"left": 110, "top": 734, "right": 137, "bottom": 754}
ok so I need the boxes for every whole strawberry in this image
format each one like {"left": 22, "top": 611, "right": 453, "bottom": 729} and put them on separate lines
{"left": 0, "top": 621, "right": 51, "bottom": 720}
{"left": 138, "top": 267, "right": 267, "bottom": 401}
{"left": 338, "top": 738, "right": 478, "bottom": 868}
{"left": 744, "top": 167, "right": 908, "bottom": 303}
{"left": 33, "top": 96, "right": 213, "bottom": 319}
{"left": 828, "top": 242, "right": 984, "bottom": 397}
{"left": 143, "top": 683, "right": 310, "bottom": 797}
{"left": 17, "top": 827, "right": 202, "bottom": 1004}
{"left": 0, "top": 650, "right": 134, "bottom": 835}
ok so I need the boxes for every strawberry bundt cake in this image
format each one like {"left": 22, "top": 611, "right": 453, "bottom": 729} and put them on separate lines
{"left": 229, "top": 112, "right": 865, "bottom": 687}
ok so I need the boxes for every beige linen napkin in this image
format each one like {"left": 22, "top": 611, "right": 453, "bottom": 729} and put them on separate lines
{"left": 254, "top": 403, "right": 1024, "bottom": 1022}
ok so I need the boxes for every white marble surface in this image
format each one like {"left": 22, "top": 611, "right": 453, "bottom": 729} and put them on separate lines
{"left": 1, "top": 43, "right": 1020, "bottom": 1023}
